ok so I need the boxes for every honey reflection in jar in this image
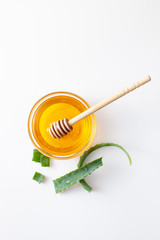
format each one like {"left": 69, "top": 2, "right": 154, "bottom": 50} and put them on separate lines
{"left": 28, "top": 92, "right": 96, "bottom": 159}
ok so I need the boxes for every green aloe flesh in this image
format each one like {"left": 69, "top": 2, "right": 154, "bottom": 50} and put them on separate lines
{"left": 40, "top": 155, "right": 50, "bottom": 167}
{"left": 53, "top": 157, "right": 103, "bottom": 193}
{"left": 32, "top": 149, "right": 42, "bottom": 162}
{"left": 77, "top": 143, "right": 132, "bottom": 192}
{"left": 33, "top": 172, "right": 45, "bottom": 184}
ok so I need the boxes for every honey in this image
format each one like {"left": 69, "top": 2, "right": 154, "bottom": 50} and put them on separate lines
{"left": 28, "top": 92, "right": 96, "bottom": 159}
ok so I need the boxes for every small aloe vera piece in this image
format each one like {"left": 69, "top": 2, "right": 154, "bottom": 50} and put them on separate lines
{"left": 40, "top": 155, "right": 50, "bottom": 167}
{"left": 32, "top": 149, "right": 42, "bottom": 162}
{"left": 53, "top": 157, "right": 103, "bottom": 193}
{"left": 33, "top": 172, "right": 45, "bottom": 183}
{"left": 78, "top": 143, "right": 132, "bottom": 192}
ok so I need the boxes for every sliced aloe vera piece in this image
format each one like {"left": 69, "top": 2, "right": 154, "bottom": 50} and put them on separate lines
{"left": 40, "top": 155, "right": 50, "bottom": 167}
{"left": 53, "top": 157, "right": 103, "bottom": 193}
{"left": 33, "top": 172, "right": 45, "bottom": 183}
{"left": 32, "top": 149, "right": 42, "bottom": 163}
{"left": 78, "top": 143, "right": 132, "bottom": 192}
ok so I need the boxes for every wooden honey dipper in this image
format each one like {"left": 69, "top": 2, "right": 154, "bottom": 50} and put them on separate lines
{"left": 49, "top": 75, "right": 151, "bottom": 139}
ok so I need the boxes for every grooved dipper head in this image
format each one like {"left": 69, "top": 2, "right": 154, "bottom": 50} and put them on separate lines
{"left": 49, "top": 118, "right": 73, "bottom": 139}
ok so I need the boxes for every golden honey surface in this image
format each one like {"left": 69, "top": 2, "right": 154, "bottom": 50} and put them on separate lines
{"left": 32, "top": 95, "right": 93, "bottom": 157}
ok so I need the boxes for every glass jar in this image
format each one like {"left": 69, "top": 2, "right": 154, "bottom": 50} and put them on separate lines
{"left": 28, "top": 92, "right": 96, "bottom": 159}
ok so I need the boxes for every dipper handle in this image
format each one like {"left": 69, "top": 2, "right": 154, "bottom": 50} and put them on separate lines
{"left": 68, "top": 75, "right": 151, "bottom": 126}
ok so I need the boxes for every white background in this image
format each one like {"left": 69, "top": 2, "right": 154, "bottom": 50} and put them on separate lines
{"left": 0, "top": 1, "right": 160, "bottom": 240}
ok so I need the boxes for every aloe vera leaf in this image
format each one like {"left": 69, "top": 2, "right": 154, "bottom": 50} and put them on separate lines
{"left": 78, "top": 143, "right": 132, "bottom": 168}
{"left": 40, "top": 155, "right": 50, "bottom": 167}
{"left": 33, "top": 172, "right": 45, "bottom": 183}
{"left": 78, "top": 143, "right": 132, "bottom": 192}
{"left": 53, "top": 158, "right": 103, "bottom": 193}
